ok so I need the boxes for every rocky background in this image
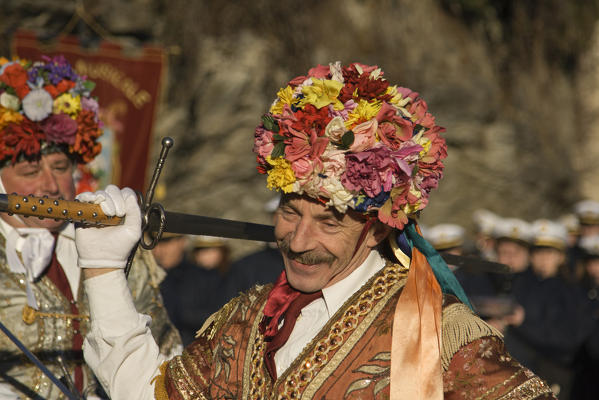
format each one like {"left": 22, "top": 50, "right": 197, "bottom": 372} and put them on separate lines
{"left": 2, "top": 0, "right": 599, "bottom": 257}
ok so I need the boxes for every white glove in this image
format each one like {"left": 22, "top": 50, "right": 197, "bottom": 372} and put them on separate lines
{"left": 75, "top": 185, "right": 141, "bottom": 268}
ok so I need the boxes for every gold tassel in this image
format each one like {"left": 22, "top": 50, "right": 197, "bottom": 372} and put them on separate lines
{"left": 440, "top": 303, "right": 503, "bottom": 371}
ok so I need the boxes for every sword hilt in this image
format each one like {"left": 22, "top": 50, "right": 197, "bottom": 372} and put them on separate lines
{"left": 0, "top": 193, "right": 124, "bottom": 226}
{"left": 124, "top": 137, "right": 174, "bottom": 276}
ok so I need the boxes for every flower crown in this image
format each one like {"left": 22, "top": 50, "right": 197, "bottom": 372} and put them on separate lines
{"left": 254, "top": 62, "right": 447, "bottom": 229}
{"left": 0, "top": 55, "right": 102, "bottom": 165}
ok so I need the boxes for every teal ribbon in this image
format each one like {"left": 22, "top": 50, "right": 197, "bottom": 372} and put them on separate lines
{"left": 404, "top": 222, "right": 473, "bottom": 309}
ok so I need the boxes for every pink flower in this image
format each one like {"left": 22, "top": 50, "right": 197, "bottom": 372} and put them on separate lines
{"left": 328, "top": 99, "right": 357, "bottom": 120}
{"left": 253, "top": 125, "right": 274, "bottom": 162}
{"left": 291, "top": 157, "right": 314, "bottom": 179}
{"left": 307, "top": 64, "right": 331, "bottom": 79}
{"left": 408, "top": 98, "right": 435, "bottom": 128}
{"left": 81, "top": 97, "right": 99, "bottom": 120}
{"left": 40, "top": 113, "right": 78, "bottom": 145}
{"left": 349, "top": 119, "right": 377, "bottom": 152}
{"left": 396, "top": 87, "right": 419, "bottom": 101}
{"left": 376, "top": 102, "right": 414, "bottom": 149}
{"left": 341, "top": 147, "right": 399, "bottom": 197}
{"left": 284, "top": 126, "right": 328, "bottom": 162}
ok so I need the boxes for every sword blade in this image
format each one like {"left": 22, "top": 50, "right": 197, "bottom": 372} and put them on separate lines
{"left": 147, "top": 210, "right": 508, "bottom": 273}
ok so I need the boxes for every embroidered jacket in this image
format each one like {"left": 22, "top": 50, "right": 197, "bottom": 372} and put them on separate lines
{"left": 157, "top": 262, "right": 556, "bottom": 399}
{"left": 0, "top": 232, "right": 182, "bottom": 399}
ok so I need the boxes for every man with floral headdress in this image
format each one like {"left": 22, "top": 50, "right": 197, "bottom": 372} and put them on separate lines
{"left": 0, "top": 56, "right": 181, "bottom": 399}
{"left": 74, "top": 62, "right": 555, "bottom": 399}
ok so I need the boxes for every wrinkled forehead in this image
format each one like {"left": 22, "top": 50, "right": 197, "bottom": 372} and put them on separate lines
{"left": 279, "top": 193, "right": 366, "bottom": 222}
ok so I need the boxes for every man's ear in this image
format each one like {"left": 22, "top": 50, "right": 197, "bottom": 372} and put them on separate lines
{"left": 366, "top": 221, "right": 392, "bottom": 248}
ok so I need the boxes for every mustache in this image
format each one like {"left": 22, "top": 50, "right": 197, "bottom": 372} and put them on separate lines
{"left": 278, "top": 239, "right": 336, "bottom": 265}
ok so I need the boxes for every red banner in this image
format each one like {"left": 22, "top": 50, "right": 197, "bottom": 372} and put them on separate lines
{"left": 11, "top": 30, "right": 165, "bottom": 193}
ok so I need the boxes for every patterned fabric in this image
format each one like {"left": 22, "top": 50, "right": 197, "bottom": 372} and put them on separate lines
{"left": 158, "top": 261, "right": 556, "bottom": 400}
{"left": 0, "top": 232, "right": 182, "bottom": 399}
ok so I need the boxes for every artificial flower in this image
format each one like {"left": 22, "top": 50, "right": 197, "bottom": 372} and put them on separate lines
{"left": 0, "top": 92, "right": 20, "bottom": 111}
{"left": 0, "top": 56, "right": 103, "bottom": 167}
{"left": 299, "top": 78, "right": 344, "bottom": 110}
{"left": 266, "top": 156, "right": 296, "bottom": 193}
{"left": 22, "top": 89, "right": 53, "bottom": 121}
{"left": 254, "top": 62, "right": 446, "bottom": 229}
{"left": 270, "top": 86, "right": 296, "bottom": 115}
{"left": 41, "top": 113, "right": 78, "bottom": 145}
{"left": 53, "top": 93, "right": 81, "bottom": 117}
{"left": 349, "top": 119, "right": 377, "bottom": 152}
{"left": 0, "top": 107, "right": 23, "bottom": 130}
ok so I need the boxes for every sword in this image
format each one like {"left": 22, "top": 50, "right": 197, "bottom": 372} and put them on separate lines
{"left": 0, "top": 137, "right": 508, "bottom": 274}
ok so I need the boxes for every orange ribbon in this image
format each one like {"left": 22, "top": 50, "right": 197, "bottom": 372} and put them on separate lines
{"left": 390, "top": 243, "right": 443, "bottom": 399}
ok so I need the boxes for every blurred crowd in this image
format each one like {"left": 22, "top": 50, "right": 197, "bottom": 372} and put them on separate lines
{"left": 422, "top": 201, "right": 599, "bottom": 400}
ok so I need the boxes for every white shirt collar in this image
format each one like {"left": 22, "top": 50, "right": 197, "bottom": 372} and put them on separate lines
{"left": 321, "top": 250, "right": 386, "bottom": 318}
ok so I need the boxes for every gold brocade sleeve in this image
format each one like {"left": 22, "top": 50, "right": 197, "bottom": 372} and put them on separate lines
{"left": 443, "top": 336, "right": 556, "bottom": 399}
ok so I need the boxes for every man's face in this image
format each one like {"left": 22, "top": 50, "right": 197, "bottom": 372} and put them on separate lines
{"left": 530, "top": 247, "right": 565, "bottom": 279}
{"left": 0, "top": 152, "right": 75, "bottom": 231}
{"left": 496, "top": 239, "right": 530, "bottom": 273}
{"left": 274, "top": 195, "right": 383, "bottom": 293}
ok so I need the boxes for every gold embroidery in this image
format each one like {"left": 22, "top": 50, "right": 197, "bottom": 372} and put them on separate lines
{"left": 244, "top": 262, "right": 408, "bottom": 400}
{"left": 152, "top": 361, "right": 169, "bottom": 400}
{"left": 303, "top": 263, "right": 406, "bottom": 398}
{"left": 21, "top": 304, "right": 89, "bottom": 325}
{"left": 492, "top": 376, "right": 554, "bottom": 400}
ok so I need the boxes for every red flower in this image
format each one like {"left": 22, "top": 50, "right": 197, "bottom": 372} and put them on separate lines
{"left": 44, "top": 80, "right": 76, "bottom": 99}
{"left": 339, "top": 64, "right": 392, "bottom": 103}
{"left": 71, "top": 110, "right": 102, "bottom": 163}
{"left": 0, "top": 64, "right": 30, "bottom": 99}
{"left": 0, "top": 120, "right": 46, "bottom": 163}
{"left": 290, "top": 104, "right": 332, "bottom": 137}
{"left": 0, "top": 64, "right": 28, "bottom": 88}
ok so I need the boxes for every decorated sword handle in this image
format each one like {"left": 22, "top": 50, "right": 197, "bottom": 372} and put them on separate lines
{"left": 1, "top": 194, "right": 123, "bottom": 226}
{"left": 124, "top": 137, "right": 174, "bottom": 277}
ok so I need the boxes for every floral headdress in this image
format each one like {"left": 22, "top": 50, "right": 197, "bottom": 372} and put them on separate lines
{"left": 254, "top": 62, "right": 447, "bottom": 229}
{"left": 0, "top": 55, "right": 102, "bottom": 166}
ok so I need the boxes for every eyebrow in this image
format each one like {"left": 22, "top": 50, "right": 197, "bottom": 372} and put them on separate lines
{"left": 283, "top": 200, "right": 344, "bottom": 222}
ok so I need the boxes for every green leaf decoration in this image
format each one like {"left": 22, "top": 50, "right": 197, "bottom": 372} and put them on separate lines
{"left": 411, "top": 164, "right": 419, "bottom": 177}
{"left": 271, "top": 142, "right": 286, "bottom": 159}
{"left": 354, "top": 364, "right": 389, "bottom": 376}
{"left": 414, "top": 124, "right": 424, "bottom": 135}
{"left": 370, "top": 352, "right": 391, "bottom": 362}
{"left": 341, "top": 130, "right": 355, "bottom": 148}
{"left": 272, "top": 134, "right": 286, "bottom": 142}
{"left": 83, "top": 80, "right": 96, "bottom": 92}
{"left": 374, "top": 377, "right": 391, "bottom": 396}
{"left": 344, "top": 378, "right": 372, "bottom": 397}
{"left": 262, "top": 114, "right": 280, "bottom": 133}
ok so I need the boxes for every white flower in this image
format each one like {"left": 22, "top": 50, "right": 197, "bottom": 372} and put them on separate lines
{"left": 324, "top": 116, "right": 346, "bottom": 141}
{"left": 322, "top": 179, "right": 354, "bottom": 213}
{"left": 22, "top": 89, "right": 53, "bottom": 121}
{"left": 329, "top": 61, "right": 344, "bottom": 83}
{"left": 0, "top": 92, "right": 20, "bottom": 111}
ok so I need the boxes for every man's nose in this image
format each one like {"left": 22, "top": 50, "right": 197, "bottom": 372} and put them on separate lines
{"left": 288, "top": 218, "right": 317, "bottom": 253}
{"left": 39, "top": 168, "right": 59, "bottom": 195}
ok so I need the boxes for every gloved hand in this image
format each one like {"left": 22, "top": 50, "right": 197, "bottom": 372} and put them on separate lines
{"left": 75, "top": 185, "right": 141, "bottom": 268}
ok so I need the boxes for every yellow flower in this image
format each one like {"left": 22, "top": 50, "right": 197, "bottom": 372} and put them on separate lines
{"left": 299, "top": 78, "right": 344, "bottom": 110}
{"left": 270, "top": 86, "right": 297, "bottom": 115}
{"left": 401, "top": 185, "right": 423, "bottom": 215}
{"left": 0, "top": 57, "right": 8, "bottom": 66}
{"left": 413, "top": 131, "right": 431, "bottom": 156}
{"left": 53, "top": 93, "right": 81, "bottom": 118}
{"left": 345, "top": 99, "right": 381, "bottom": 129}
{"left": 266, "top": 156, "right": 296, "bottom": 193}
{"left": 0, "top": 106, "right": 24, "bottom": 130}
